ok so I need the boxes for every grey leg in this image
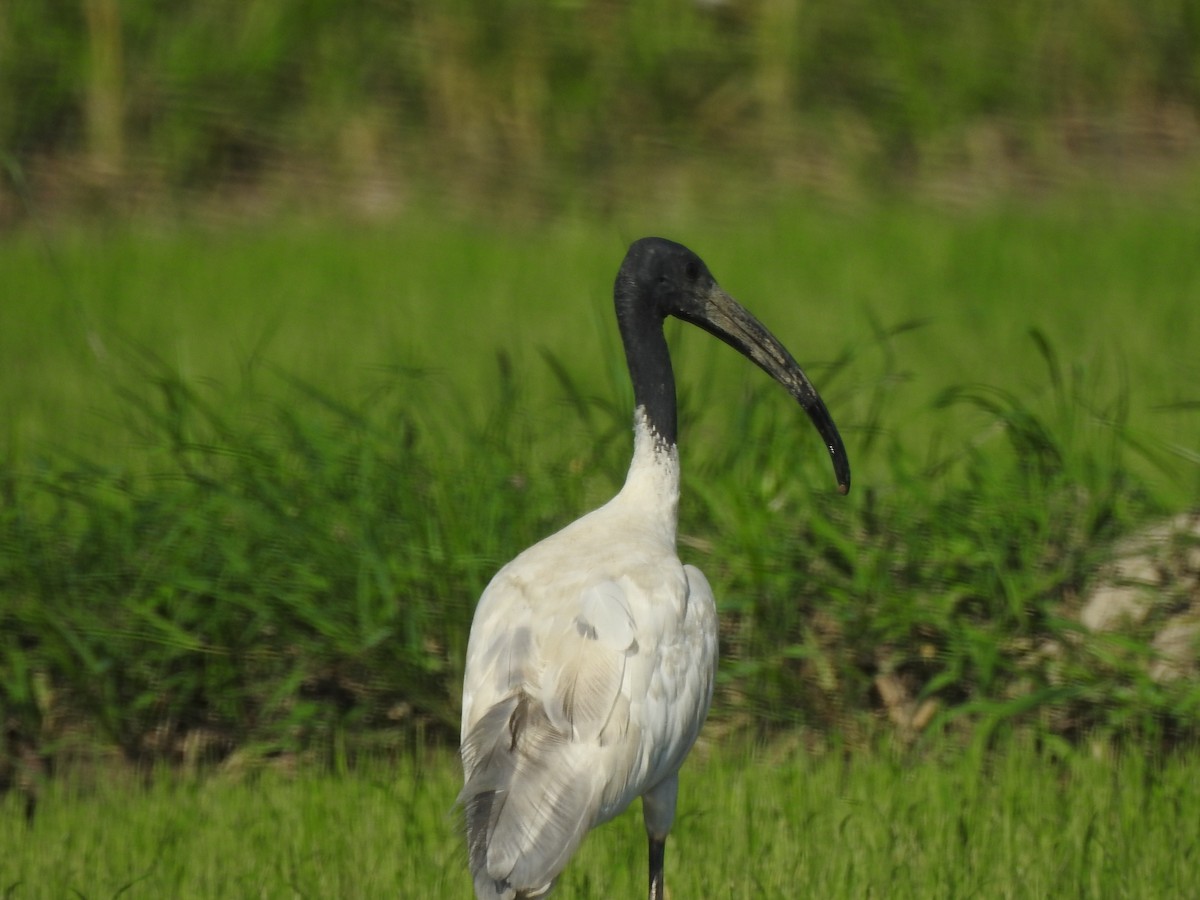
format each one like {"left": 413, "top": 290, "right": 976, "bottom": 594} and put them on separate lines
{"left": 643, "top": 775, "right": 678, "bottom": 900}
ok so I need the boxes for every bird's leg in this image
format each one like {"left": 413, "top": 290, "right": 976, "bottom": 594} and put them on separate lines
{"left": 642, "top": 775, "right": 679, "bottom": 900}
{"left": 648, "top": 835, "right": 666, "bottom": 900}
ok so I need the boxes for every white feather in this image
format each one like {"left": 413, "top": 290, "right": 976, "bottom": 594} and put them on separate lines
{"left": 459, "top": 409, "right": 718, "bottom": 898}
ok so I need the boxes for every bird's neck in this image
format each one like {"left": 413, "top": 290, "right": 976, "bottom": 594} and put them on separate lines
{"left": 614, "top": 286, "right": 680, "bottom": 535}
{"left": 615, "top": 407, "right": 681, "bottom": 541}
{"left": 618, "top": 300, "right": 678, "bottom": 447}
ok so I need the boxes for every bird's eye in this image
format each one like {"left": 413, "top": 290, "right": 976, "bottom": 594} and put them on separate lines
{"left": 684, "top": 261, "right": 700, "bottom": 280}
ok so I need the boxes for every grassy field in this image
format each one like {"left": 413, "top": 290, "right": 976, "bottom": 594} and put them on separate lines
{"left": 5, "top": 190, "right": 1199, "bottom": 473}
{"left": 1, "top": 191, "right": 1199, "bottom": 898}
{"left": 5, "top": 5, "right": 1200, "bottom": 893}
{"left": 2, "top": 190, "right": 1200, "bottom": 772}
{"left": 2, "top": 739, "right": 1199, "bottom": 898}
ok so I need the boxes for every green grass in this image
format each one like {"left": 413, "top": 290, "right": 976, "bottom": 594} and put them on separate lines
{"left": 2, "top": 192, "right": 1199, "bottom": 772}
{"left": 5, "top": 192, "right": 1198, "bottom": 471}
{"left": 2, "top": 740, "right": 1199, "bottom": 898}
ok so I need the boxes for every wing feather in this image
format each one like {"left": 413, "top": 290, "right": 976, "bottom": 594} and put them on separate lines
{"left": 542, "top": 581, "right": 637, "bottom": 741}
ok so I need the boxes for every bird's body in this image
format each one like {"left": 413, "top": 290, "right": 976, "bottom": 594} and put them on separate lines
{"left": 461, "top": 413, "right": 716, "bottom": 898}
{"left": 459, "top": 238, "right": 849, "bottom": 899}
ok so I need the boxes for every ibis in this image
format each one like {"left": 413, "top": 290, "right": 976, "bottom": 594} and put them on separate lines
{"left": 459, "top": 237, "right": 850, "bottom": 899}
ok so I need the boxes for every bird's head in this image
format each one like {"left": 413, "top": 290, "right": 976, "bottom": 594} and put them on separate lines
{"left": 615, "top": 237, "right": 717, "bottom": 323}
{"left": 615, "top": 237, "right": 851, "bottom": 495}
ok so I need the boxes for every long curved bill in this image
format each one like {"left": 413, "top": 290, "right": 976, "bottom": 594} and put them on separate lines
{"left": 682, "top": 286, "right": 851, "bottom": 495}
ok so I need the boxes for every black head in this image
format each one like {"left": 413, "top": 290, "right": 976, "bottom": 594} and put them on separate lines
{"left": 614, "top": 237, "right": 717, "bottom": 323}
{"left": 612, "top": 236, "right": 851, "bottom": 494}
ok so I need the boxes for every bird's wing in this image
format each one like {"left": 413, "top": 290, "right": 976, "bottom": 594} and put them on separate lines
{"left": 460, "top": 569, "right": 539, "bottom": 744}
{"left": 677, "top": 563, "right": 719, "bottom": 739}
{"left": 541, "top": 578, "right": 639, "bottom": 742}
{"left": 459, "top": 569, "right": 650, "bottom": 896}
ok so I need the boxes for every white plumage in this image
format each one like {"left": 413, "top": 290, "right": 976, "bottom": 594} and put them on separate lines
{"left": 462, "top": 412, "right": 716, "bottom": 898}
{"left": 459, "top": 238, "right": 849, "bottom": 899}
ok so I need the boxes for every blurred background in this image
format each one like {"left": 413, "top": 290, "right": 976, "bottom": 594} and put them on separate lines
{"left": 3, "top": 1, "right": 1200, "bottom": 846}
{"left": 3, "top": 0, "right": 1199, "bottom": 224}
